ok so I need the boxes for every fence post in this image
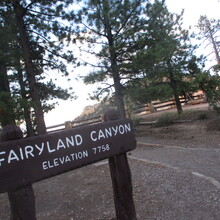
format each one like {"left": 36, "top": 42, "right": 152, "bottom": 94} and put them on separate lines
{"left": 0, "top": 125, "right": 36, "bottom": 220}
{"left": 65, "top": 121, "right": 72, "bottom": 130}
{"left": 103, "top": 109, "right": 137, "bottom": 220}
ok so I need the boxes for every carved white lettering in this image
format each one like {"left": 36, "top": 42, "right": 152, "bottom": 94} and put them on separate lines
{"left": 75, "top": 134, "right": 83, "bottom": 146}
{"left": 90, "top": 123, "right": 131, "bottom": 142}
{"left": 47, "top": 141, "right": 55, "bottom": 153}
{"left": 125, "top": 123, "right": 131, "bottom": 132}
{"left": 60, "top": 157, "right": 65, "bottom": 164}
{"left": 57, "top": 139, "right": 66, "bottom": 150}
{"left": 1, "top": 121, "right": 133, "bottom": 168}
{"left": 19, "top": 148, "right": 24, "bottom": 160}
{"left": 8, "top": 150, "right": 19, "bottom": 163}
{"left": 119, "top": 125, "right": 125, "bottom": 134}
{"left": 0, "top": 151, "right": 6, "bottom": 166}
{"left": 66, "top": 136, "right": 75, "bottom": 148}
{"left": 48, "top": 160, "right": 54, "bottom": 168}
{"left": 42, "top": 161, "right": 48, "bottom": 170}
{"left": 54, "top": 158, "right": 59, "bottom": 166}
{"left": 112, "top": 126, "right": 118, "bottom": 136}
{"left": 65, "top": 155, "right": 71, "bottom": 163}
{"left": 90, "top": 131, "right": 97, "bottom": 141}
{"left": 104, "top": 128, "right": 112, "bottom": 138}
{"left": 25, "top": 146, "right": 34, "bottom": 159}
{"left": 35, "top": 143, "right": 45, "bottom": 155}
{"left": 98, "top": 130, "right": 106, "bottom": 140}
{"left": 41, "top": 150, "right": 89, "bottom": 170}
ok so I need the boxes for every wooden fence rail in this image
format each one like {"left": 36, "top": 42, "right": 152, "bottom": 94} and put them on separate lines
{"left": 47, "top": 116, "right": 102, "bottom": 133}
{"left": 134, "top": 94, "right": 205, "bottom": 115}
{"left": 46, "top": 94, "right": 205, "bottom": 133}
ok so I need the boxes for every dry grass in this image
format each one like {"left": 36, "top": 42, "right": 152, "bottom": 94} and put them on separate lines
{"left": 154, "top": 110, "right": 210, "bottom": 127}
{"left": 207, "top": 118, "right": 220, "bottom": 131}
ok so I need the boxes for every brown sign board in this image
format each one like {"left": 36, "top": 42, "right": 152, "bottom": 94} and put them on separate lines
{"left": 0, "top": 118, "right": 136, "bottom": 193}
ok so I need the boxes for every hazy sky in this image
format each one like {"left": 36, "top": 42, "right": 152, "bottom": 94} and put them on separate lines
{"left": 44, "top": 0, "right": 220, "bottom": 127}
{"left": 166, "top": 0, "right": 219, "bottom": 27}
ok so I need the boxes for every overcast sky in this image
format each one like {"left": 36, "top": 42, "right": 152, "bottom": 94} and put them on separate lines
{"left": 166, "top": 0, "right": 219, "bottom": 26}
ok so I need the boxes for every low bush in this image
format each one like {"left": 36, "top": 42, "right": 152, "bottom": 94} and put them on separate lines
{"left": 155, "top": 112, "right": 178, "bottom": 127}
{"left": 132, "top": 117, "right": 141, "bottom": 127}
{"left": 154, "top": 110, "right": 210, "bottom": 127}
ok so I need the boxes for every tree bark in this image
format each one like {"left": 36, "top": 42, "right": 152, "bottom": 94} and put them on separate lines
{"left": 0, "top": 61, "right": 16, "bottom": 126}
{"left": 17, "top": 61, "right": 35, "bottom": 136}
{"left": 8, "top": 185, "right": 36, "bottom": 220}
{"left": 104, "top": 109, "right": 137, "bottom": 220}
{"left": 0, "top": 125, "right": 36, "bottom": 220}
{"left": 103, "top": 0, "right": 126, "bottom": 119}
{"left": 111, "top": 62, "right": 126, "bottom": 118}
{"left": 108, "top": 155, "right": 137, "bottom": 220}
{"left": 167, "top": 61, "right": 182, "bottom": 114}
{"left": 13, "top": 0, "right": 46, "bottom": 135}
{"left": 208, "top": 26, "right": 220, "bottom": 65}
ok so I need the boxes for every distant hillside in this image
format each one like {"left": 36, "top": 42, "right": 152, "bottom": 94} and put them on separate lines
{"left": 74, "top": 101, "right": 116, "bottom": 121}
{"left": 81, "top": 104, "right": 100, "bottom": 116}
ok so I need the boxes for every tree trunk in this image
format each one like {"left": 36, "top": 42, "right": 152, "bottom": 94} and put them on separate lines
{"left": 0, "top": 63, "right": 36, "bottom": 218}
{"left": 208, "top": 27, "right": 220, "bottom": 65}
{"left": 167, "top": 61, "right": 182, "bottom": 114}
{"left": 0, "top": 61, "right": 16, "bottom": 126}
{"left": 103, "top": 1, "right": 126, "bottom": 118}
{"left": 213, "top": 42, "right": 220, "bottom": 65}
{"left": 0, "top": 125, "right": 36, "bottom": 220}
{"left": 104, "top": 109, "right": 137, "bottom": 220}
{"left": 0, "top": 62, "right": 10, "bottom": 92}
{"left": 173, "top": 87, "right": 182, "bottom": 115}
{"left": 8, "top": 185, "right": 36, "bottom": 220}
{"left": 13, "top": 0, "right": 46, "bottom": 135}
{"left": 112, "top": 62, "right": 126, "bottom": 118}
{"left": 17, "top": 61, "right": 35, "bottom": 136}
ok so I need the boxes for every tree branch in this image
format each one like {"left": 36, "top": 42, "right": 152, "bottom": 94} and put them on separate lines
{"left": 25, "top": 0, "right": 39, "bottom": 12}
{"left": 27, "top": 9, "right": 58, "bottom": 17}
{"left": 82, "top": 22, "right": 106, "bottom": 37}
{"left": 78, "top": 57, "right": 106, "bottom": 69}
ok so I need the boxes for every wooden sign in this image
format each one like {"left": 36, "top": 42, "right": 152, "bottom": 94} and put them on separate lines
{"left": 0, "top": 118, "right": 136, "bottom": 193}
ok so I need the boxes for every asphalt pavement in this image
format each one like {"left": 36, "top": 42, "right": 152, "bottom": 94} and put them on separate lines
{"left": 130, "top": 140, "right": 220, "bottom": 190}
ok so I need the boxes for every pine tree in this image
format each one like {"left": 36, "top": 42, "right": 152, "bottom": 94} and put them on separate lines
{"left": 0, "top": 10, "right": 16, "bottom": 127}
{"left": 197, "top": 15, "right": 220, "bottom": 65}
{"left": 128, "top": 0, "right": 204, "bottom": 114}
{"left": 77, "top": 0, "right": 147, "bottom": 118}
{"left": 0, "top": 0, "right": 76, "bottom": 134}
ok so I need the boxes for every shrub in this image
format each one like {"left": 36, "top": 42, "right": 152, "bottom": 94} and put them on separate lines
{"left": 132, "top": 117, "right": 141, "bottom": 127}
{"left": 154, "top": 110, "right": 210, "bottom": 127}
{"left": 197, "top": 112, "right": 208, "bottom": 120}
{"left": 155, "top": 112, "right": 178, "bottom": 127}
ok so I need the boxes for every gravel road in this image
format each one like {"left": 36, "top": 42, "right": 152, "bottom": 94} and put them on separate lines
{"left": 1, "top": 141, "right": 220, "bottom": 220}
{"left": 132, "top": 140, "right": 220, "bottom": 189}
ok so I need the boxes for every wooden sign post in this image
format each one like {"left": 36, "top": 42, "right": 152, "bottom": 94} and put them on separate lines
{"left": 0, "top": 125, "right": 36, "bottom": 220}
{"left": 0, "top": 113, "right": 137, "bottom": 219}
{"left": 103, "top": 109, "right": 137, "bottom": 220}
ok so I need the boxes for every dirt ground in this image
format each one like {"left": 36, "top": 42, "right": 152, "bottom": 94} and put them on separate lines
{"left": 0, "top": 104, "right": 220, "bottom": 220}
{"left": 135, "top": 104, "right": 220, "bottom": 149}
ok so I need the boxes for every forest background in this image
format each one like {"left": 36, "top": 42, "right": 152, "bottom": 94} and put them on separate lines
{"left": 0, "top": 0, "right": 219, "bottom": 136}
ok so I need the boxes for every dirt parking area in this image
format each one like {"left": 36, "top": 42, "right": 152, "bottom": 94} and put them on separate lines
{"left": 0, "top": 104, "right": 220, "bottom": 220}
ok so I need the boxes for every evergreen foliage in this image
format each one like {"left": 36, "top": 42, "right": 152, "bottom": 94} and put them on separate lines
{"left": 127, "top": 0, "right": 205, "bottom": 114}
{"left": 77, "top": 0, "right": 147, "bottom": 117}
{"left": 193, "top": 71, "right": 220, "bottom": 113}
{"left": 0, "top": 0, "right": 76, "bottom": 134}
{"left": 77, "top": 0, "right": 206, "bottom": 116}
